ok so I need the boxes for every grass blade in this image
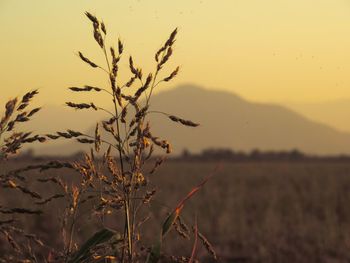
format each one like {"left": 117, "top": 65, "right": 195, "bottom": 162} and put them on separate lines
{"left": 189, "top": 215, "right": 198, "bottom": 263}
{"left": 162, "top": 170, "right": 215, "bottom": 238}
{"left": 146, "top": 166, "right": 220, "bottom": 262}
{"left": 68, "top": 228, "right": 116, "bottom": 263}
{"left": 145, "top": 234, "right": 162, "bottom": 263}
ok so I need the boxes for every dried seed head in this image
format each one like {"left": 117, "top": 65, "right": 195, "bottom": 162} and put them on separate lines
{"left": 78, "top": 52, "right": 98, "bottom": 68}
{"left": 168, "top": 115, "right": 199, "bottom": 127}
{"left": 21, "top": 90, "right": 38, "bottom": 104}
{"left": 165, "top": 141, "right": 172, "bottom": 154}
{"left": 6, "top": 121, "right": 15, "bottom": 131}
{"left": 129, "top": 126, "right": 137, "bottom": 137}
{"left": 110, "top": 46, "right": 116, "bottom": 58}
{"left": 3, "top": 98, "right": 17, "bottom": 121}
{"left": 121, "top": 107, "right": 127, "bottom": 123}
{"left": 71, "top": 185, "right": 80, "bottom": 210}
{"left": 93, "top": 29, "right": 104, "bottom": 48}
{"left": 15, "top": 113, "right": 29, "bottom": 122}
{"left": 135, "top": 105, "right": 149, "bottom": 121}
{"left": 46, "top": 134, "right": 60, "bottom": 140}
{"left": 125, "top": 76, "right": 137, "bottom": 87}
{"left": 158, "top": 47, "right": 173, "bottom": 70}
{"left": 112, "top": 59, "right": 119, "bottom": 77}
{"left": 135, "top": 172, "right": 145, "bottom": 184}
{"left": 66, "top": 102, "right": 97, "bottom": 111}
{"left": 106, "top": 157, "right": 122, "bottom": 183}
{"left": 197, "top": 231, "right": 217, "bottom": 260}
{"left": 57, "top": 131, "right": 72, "bottom": 139}
{"left": 178, "top": 216, "right": 190, "bottom": 233}
{"left": 174, "top": 221, "right": 190, "bottom": 240}
{"left": 95, "top": 123, "right": 101, "bottom": 152}
{"left": 102, "top": 121, "right": 114, "bottom": 134}
{"left": 85, "top": 12, "right": 99, "bottom": 25}
{"left": 103, "top": 145, "right": 112, "bottom": 163}
{"left": 142, "top": 137, "right": 151, "bottom": 148}
{"left": 77, "top": 138, "right": 95, "bottom": 144}
{"left": 134, "top": 73, "right": 153, "bottom": 100}
{"left": 67, "top": 129, "right": 83, "bottom": 137}
{"left": 87, "top": 85, "right": 102, "bottom": 92}
{"left": 118, "top": 38, "right": 124, "bottom": 54}
{"left": 22, "top": 134, "right": 46, "bottom": 144}
{"left": 149, "top": 157, "right": 166, "bottom": 174}
{"left": 143, "top": 189, "right": 156, "bottom": 204}
{"left": 164, "top": 66, "right": 180, "bottom": 82}
{"left": 165, "top": 27, "right": 178, "bottom": 47}
{"left": 136, "top": 68, "right": 143, "bottom": 79}
{"left": 69, "top": 86, "right": 101, "bottom": 92}
{"left": 155, "top": 27, "right": 177, "bottom": 63}
{"left": 17, "top": 103, "right": 28, "bottom": 111}
{"left": 155, "top": 46, "right": 166, "bottom": 63}
{"left": 27, "top": 107, "right": 41, "bottom": 117}
{"left": 101, "top": 21, "right": 107, "bottom": 35}
{"left": 129, "top": 56, "right": 138, "bottom": 75}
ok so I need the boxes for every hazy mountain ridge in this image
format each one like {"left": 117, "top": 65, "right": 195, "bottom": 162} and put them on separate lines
{"left": 286, "top": 99, "right": 350, "bottom": 133}
{"left": 21, "top": 84, "right": 350, "bottom": 155}
{"left": 147, "top": 85, "right": 350, "bottom": 154}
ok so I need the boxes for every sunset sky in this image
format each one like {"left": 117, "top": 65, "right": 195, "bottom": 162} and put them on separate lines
{"left": 1, "top": 0, "right": 350, "bottom": 107}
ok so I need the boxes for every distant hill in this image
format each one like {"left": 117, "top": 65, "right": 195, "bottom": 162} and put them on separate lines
{"left": 22, "top": 84, "right": 350, "bottom": 156}
{"left": 286, "top": 99, "right": 350, "bottom": 133}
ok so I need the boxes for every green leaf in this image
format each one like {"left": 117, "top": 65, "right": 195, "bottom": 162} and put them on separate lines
{"left": 68, "top": 228, "right": 116, "bottom": 263}
{"left": 145, "top": 234, "right": 162, "bottom": 263}
{"left": 162, "top": 210, "right": 178, "bottom": 237}
{"left": 145, "top": 170, "right": 217, "bottom": 263}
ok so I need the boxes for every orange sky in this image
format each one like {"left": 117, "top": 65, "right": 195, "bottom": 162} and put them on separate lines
{"left": 1, "top": 0, "right": 350, "bottom": 107}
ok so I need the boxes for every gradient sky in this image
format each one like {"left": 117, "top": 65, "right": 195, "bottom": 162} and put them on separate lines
{"left": 1, "top": 0, "right": 350, "bottom": 107}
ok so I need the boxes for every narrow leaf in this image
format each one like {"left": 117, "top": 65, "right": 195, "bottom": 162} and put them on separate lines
{"left": 189, "top": 215, "right": 198, "bottom": 263}
{"left": 162, "top": 210, "right": 178, "bottom": 237}
{"left": 145, "top": 234, "right": 162, "bottom": 263}
{"left": 68, "top": 228, "right": 116, "bottom": 263}
{"left": 146, "top": 165, "right": 221, "bottom": 263}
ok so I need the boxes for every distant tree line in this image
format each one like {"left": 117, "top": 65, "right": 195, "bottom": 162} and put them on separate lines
{"left": 176, "top": 148, "right": 350, "bottom": 162}
{"left": 13, "top": 148, "right": 350, "bottom": 162}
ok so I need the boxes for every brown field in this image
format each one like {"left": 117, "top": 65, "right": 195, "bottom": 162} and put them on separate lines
{"left": 2, "top": 159, "right": 350, "bottom": 263}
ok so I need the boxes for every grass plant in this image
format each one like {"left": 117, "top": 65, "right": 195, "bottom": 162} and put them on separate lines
{"left": 0, "top": 12, "right": 215, "bottom": 263}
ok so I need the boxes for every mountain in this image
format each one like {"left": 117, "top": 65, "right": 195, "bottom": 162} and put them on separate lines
{"left": 143, "top": 85, "right": 350, "bottom": 155}
{"left": 286, "top": 99, "right": 350, "bottom": 133}
{"left": 21, "top": 84, "right": 350, "bottom": 156}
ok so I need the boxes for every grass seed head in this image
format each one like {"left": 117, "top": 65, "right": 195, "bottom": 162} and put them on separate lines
{"left": 78, "top": 52, "right": 98, "bottom": 68}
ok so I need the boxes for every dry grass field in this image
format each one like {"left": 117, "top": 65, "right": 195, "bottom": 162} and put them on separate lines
{"left": 2, "top": 3, "right": 350, "bottom": 263}
{"left": 2, "top": 158, "right": 350, "bottom": 262}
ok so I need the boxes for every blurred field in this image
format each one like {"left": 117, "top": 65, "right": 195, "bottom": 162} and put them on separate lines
{"left": 3, "top": 159, "right": 350, "bottom": 262}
